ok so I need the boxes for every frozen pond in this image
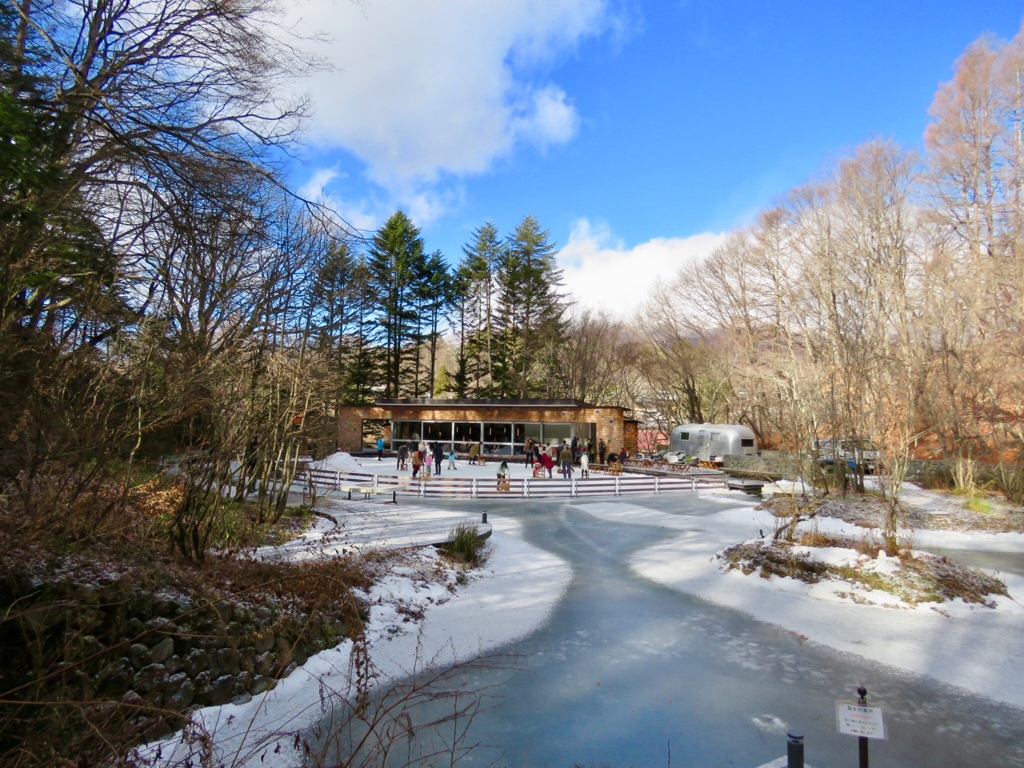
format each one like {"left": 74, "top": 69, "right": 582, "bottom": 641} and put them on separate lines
{"left": 315, "top": 495, "right": 1024, "bottom": 767}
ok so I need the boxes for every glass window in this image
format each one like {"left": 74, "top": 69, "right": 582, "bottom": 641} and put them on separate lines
{"left": 520, "top": 422, "right": 542, "bottom": 441}
{"left": 741, "top": 438, "right": 754, "bottom": 448}
{"left": 454, "top": 422, "right": 481, "bottom": 443}
{"left": 423, "top": 422, "right": 452, "bottom": 441}
{"left": 544, "top": 423, "right": 571, "bottom": 443}
{"left": 393, "top": 421, "right": 420, "bottom": 441}
{"left": 483, "top": 422, "right": 512, "bottom": 443}
{"left": 679, "top": 432, "right": 689, "bottom": 440}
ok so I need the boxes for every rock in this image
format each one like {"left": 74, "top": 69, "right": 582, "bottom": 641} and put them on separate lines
{"left": 150, "top": 636, "right": 175, "bottom": 664}
{"left": 98, "top": 657, "right": 135, "bottom": 693}
{"left": 238, "top": 647, "right": 255, "bottom": 672}
{"left": 274, "top": 637, "right": 293, "bottom": 669}
{"left": 253, "top": 630, "right": 275, "bottom": 653}
{"left": 249, "top": 675, "right": 276, "bottom": 695}
{"left": 122, "top": 690, "right": 144, "bottom": 708}
{"left": 172, "top": 633, "right": 192, "bottom": 656}
{"left": 133, "top": 663, "right": 168, "bottom": 696}
{"left": 163, "top": 654, "right": 183, "bottom": 674}
{"left": 231, "top": 692, "right": 252, "bottom": 705}
{"left": 225, "top": 621, "right": 244, "bottom": 649}
{"left": 234, "top": 670, "right": 253, "bottom": 694}
{"left": 254, "top": 651, "right": 275, "bottom": 676}
{"left": 163, "top": 673, "right": 195, "bottom": 710}
{"left": 216, "top": 648, "right": 240, "bottom": 676}
{"left": 128, "top": 643, "right": 152, "bottom": 670}
{"left": 183, "top": 649, "right": 208, "bottom": 677}
{"left": 208, "top": 675, "right": 236, "bottom": 706}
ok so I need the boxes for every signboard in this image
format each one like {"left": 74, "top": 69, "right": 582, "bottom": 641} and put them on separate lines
{"left": 835, "top": 701, "right": 886, "bottom": 740}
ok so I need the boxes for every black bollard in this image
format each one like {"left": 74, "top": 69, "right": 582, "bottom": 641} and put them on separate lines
{"left": 482, "top": 511, "right": 488, "bottom": 524}
{"left": 858, "top": 686, "right": 869, "bottom": 768}
{"left": 786, "top": 731, "right": 804, "bottom": 768}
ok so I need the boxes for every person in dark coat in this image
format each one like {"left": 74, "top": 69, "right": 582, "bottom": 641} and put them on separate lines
{"left": 433, "top": 443, "right": 444, "bottom": 476}
{"left": 598, "top": 439, "right": 607, "bottom": 465}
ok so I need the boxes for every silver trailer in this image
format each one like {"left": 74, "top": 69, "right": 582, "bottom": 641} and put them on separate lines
{"left": 668, "top": 423, "right": 757, "bottom": 461}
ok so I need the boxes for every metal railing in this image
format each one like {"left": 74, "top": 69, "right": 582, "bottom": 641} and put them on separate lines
{"left": 299, "top": 467, "right": 726, "bottom": 500}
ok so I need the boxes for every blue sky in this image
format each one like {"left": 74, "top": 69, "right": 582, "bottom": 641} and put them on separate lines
{"left": 283, "top": 0, "right": 1024, "bottom": 317}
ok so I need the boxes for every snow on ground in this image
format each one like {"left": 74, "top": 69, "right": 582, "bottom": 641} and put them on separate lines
{"left": 584, "top": 488, "right": 1024, "bottom": 709}
{"left": 141, "top": 512, "right": 571, "bottom": 767}
{"left": 145, "top": 462, "right": 1024, "bottom": 764}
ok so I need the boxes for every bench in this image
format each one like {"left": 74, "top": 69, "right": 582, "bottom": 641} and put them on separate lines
{"left": 335, "top": 483, "right": 400, "bottom": 503}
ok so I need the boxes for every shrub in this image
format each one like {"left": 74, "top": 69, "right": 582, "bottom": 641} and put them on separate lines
{"left": 442, "top": 523, "right": 492, "bottom": 568}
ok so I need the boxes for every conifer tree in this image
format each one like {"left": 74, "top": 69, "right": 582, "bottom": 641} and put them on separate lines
{"left": 366, "top": 211, "right": 426, "bottom": 399}
{"left": 495, "top": 215, "right": 567, "bottom": 398}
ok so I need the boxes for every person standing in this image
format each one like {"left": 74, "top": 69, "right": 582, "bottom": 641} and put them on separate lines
{"left": 468, "top": 442, "right": 479, "bottom": 465}
{"left": 411, "top": 449, "right": 421, "bottom": 478}
{"left": 571, "top": 435, "right": 579, "bottom": 464}
{"left": 559, "top": 443, "right": 573, "bottom": 479}
{"left": 424, "top": 450, "right": 433, "bottom": 477}
{"left": 598, "top": 439, "right": 607, "bottom": 465}
{"left": 397, "top": 443, "right": 408, "bottom": 470}
{"left": 496, "top": 460, "right": 509, "bottom": 491}
{"left": 376, "top": 436, "right": 384, "bottom": 461}
{"left": 433, "top": 443, "right": 444, "bottom": 476}
{"left": 580, "top": 450, "right": 590, "bottom": 479}
{"left": 448, "top": 447, "right": 458, "bottom": 470}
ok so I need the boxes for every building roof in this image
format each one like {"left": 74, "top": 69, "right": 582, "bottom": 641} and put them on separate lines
{"left": 376, "top": 398, "right": 609, "bottom": 409}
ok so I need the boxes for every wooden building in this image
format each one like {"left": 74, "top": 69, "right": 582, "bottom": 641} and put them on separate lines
{"left": 337, "top": 398, "right": 638, "bottom": 458}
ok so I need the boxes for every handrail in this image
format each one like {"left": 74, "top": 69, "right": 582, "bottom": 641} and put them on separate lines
{"left": 300, "top": 467, "right": 726, "bottom": 499}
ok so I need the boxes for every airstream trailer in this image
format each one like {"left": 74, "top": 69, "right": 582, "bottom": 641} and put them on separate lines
{"left": 668, "top": 424, "right": 757, "bottom": 461}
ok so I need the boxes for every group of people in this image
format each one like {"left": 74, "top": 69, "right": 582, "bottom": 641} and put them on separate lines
{"left": 396, "top": 440, "right": 459, "bottom": 479}
{"left": 381, "top": 436, "right": 630, "bottom": 486}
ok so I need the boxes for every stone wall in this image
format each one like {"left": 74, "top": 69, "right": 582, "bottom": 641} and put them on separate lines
{"left": 2, "top": 575, "right": 352, "bottom": 737}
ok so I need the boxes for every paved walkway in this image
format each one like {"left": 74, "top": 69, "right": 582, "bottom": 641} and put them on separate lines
{"left": 261, "top": 495, "right": 492, "bottom": 562}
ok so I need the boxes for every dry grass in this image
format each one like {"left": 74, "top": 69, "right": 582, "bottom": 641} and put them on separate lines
{"left": 0, "top": 468, "right": 378, "bottom": 768}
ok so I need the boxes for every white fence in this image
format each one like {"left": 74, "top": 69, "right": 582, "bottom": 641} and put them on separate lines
{"left": 300, "top": 467, "right": 726, "bottom": 500}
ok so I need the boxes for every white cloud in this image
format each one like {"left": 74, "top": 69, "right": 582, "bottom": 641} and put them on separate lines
{"left": 285, "top": 0, "right": 616, "bottom": 191}
{"left": 558, "top": 219, "right": 726, "bottom": 320}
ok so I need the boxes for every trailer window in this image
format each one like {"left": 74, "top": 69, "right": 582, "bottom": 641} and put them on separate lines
{"left": 741, "top": 438, "right": 754, "bottom": 448}
{"left": 678, "top": 432, "right": 689, "bottom": 440}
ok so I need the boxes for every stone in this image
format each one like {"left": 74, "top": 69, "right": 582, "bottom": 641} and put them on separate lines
{"left": 216, "top": 648, "right": 240, "bottom": 676}
{"left": 225, "top": 621, "right": 244, "bottom": 649}
{"left": 249, "top": 675, "right": 276, "bottom": 695}
{"left": 231, "top": 692, "right": 252, "bottom": 706}
{"left": 208, "top": 675, "right": 236, "bottom": 706}
{"left": 133, "top": 663, "right": 168, "bottom": 696}
{"left": 98, "top": 657, "right": 135, "bottom": 693}
{"left": 128, "top": 643, "right": 152, "bottom": 670}
{"left": 150, "top": 636, "right": 175, "bottom": 664}
{"left": 163, "top": 654, "right": 184, "bottom": 675}
{"left": 253, "top": 630, "right": 275, "bottom": 653}
{"left": 233, "top": 671, "right": 253, "bottom": 694}
{"left": 274, "top": 637, "right": 293, "bottom": 669}
{"left": 163, "top": 673, "right": 195, "bottom": 710}
{"left": 254, "top": 652, "right": 275, "bottom": 677}
{"left": 238, "top": 648, "right": 255, "bottom": 672}
{"left": 182, "top": 649, "right": 208, "bottom": 677}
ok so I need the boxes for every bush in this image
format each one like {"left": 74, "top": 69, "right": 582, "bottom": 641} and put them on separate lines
{"left": 441, "top": 523, "right": 492, "bottom": 568}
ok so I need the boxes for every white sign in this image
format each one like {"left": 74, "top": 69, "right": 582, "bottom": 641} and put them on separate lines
{"left": 835, "top": 701, "right": 886, "bottom": 740}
